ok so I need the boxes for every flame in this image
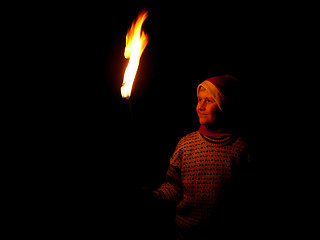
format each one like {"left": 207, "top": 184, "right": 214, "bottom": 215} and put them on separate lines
{"left": 121, "top": 10, "right": 149, "bottom": 99}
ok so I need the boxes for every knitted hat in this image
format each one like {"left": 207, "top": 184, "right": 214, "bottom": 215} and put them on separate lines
{"left": 197, "top": 74, "right": 238, "bottom": 112}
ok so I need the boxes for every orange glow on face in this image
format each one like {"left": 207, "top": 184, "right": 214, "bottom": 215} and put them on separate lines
{"left": 196, "top": 87, "right": 219, "bottom": 125}
{"left": 121, "top": 10, "right": 149, "bottom": 99}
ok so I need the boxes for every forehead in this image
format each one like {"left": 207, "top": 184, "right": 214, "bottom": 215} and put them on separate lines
{"left": 198, "top": 86, "right": 213, "bottom": 98}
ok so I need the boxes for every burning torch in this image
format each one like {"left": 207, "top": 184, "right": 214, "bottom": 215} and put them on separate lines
{"left": 121, "top": 9, "right": 149, "bottom": 117}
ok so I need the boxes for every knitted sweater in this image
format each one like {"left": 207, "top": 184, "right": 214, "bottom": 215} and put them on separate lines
{"left": 154, "top": 131, "right": 249, "bottom": 230}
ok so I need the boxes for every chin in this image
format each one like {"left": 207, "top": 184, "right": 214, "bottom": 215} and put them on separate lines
{"left": 199, "top": 118, "right": 216, "bottom": 126}
{"left": 199, "top": 119, "right": 208, "bottom": 125}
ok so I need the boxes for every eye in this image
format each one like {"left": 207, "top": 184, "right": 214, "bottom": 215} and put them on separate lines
{"left": 207, "top": 98, "right": 215, "bottom": 103}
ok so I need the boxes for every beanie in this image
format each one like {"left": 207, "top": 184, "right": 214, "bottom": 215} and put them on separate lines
{"left": 197, "top": 74, "right": 238, "bottom": 112}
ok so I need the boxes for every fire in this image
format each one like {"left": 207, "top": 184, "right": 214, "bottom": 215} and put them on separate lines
{"left": 121, "top": 10, "right": 149, "bottom": 99}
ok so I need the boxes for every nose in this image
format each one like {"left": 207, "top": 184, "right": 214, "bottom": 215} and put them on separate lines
{"left": 197, "top": 100, "right": 206, "bottom": 111}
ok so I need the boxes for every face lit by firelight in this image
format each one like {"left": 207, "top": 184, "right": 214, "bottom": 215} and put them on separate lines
{"left": 196, "top": 86, "right": 220, "bottom": 126}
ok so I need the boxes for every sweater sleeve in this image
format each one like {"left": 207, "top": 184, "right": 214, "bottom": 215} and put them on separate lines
{"left": 153, "top": 141, "right": 184, "bottom": 202}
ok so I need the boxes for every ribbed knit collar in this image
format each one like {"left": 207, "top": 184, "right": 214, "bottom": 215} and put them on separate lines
{"left": 197, "top": 131, "right": 236, "bottom": 147}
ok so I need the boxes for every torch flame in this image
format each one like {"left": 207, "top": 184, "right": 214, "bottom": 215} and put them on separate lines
{"left": 121, "top": 10, "right": 149, "bottom": 99}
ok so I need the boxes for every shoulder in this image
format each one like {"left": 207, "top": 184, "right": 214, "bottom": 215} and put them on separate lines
{"left": 232, "top": 134, "right": 247, "bottom": 145}
{"left": 234, "top": 135, "right": 248, "bottom": 145}
{"left": 175, "top": 131, "right": 201, "bottom": 150}
{"left": 232, "top": 135, "right": 249, "bottom": 154}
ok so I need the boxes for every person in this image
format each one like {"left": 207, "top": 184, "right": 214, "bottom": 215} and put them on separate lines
{"left": 153, "top": 74, "right": 251, "bottom": 240}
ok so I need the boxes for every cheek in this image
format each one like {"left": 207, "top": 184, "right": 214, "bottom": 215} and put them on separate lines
{"left": 208, "top": 104, "right": 218, "bottom": 118}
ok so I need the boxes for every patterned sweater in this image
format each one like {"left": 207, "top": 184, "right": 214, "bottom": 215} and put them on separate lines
{"left": 154, "top": 131, "right": 250, "bottom": 230}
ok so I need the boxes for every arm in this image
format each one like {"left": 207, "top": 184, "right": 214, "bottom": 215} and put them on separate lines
{"left": 153, "top": 144, "right": 184, "bottom": 202}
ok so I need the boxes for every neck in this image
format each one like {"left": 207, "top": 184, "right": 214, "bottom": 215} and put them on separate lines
{"left": 198, "top": 124, "right": 232, "bottom": 138}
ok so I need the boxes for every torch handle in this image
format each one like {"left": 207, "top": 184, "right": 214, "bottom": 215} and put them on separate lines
{"left": 127, "top": 98, "right": 133, "bottom": 119}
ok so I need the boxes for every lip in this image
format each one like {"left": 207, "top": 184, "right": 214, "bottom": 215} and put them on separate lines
{"left": 198, "top": 113, "right": 208, "bottom": 118}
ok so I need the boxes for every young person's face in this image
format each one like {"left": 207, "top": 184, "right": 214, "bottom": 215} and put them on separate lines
{"left": 196, "top": 87, "right": 220, "bottom": 126}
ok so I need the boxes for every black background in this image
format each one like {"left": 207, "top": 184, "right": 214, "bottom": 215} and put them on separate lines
{"left": 19, "top": 1, "right": 310, "bottom": 239}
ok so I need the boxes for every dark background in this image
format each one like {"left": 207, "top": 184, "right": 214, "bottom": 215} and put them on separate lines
{"left": 21, "top": 1, "right": 309, "bottom": 239}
